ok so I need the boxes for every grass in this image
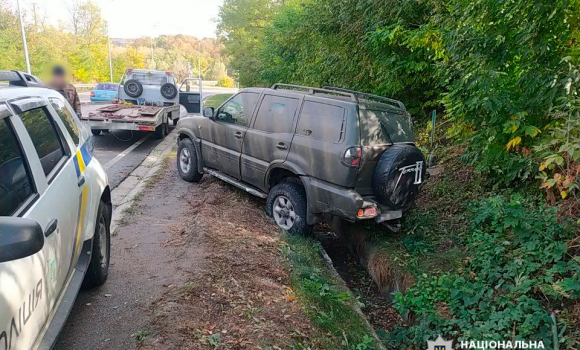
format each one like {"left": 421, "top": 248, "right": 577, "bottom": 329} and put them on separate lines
{"left": 203, "top": 93, "right": 233, "bottom": 110}
{"left": 134, "top": 329, "right": 150, "bottom": 343}
{"left": 281, "top": 234, "right": 381, "bottom": 350}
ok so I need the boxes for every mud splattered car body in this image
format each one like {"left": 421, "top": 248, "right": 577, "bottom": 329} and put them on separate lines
{"left": 176, "top": 84, "right": 425, "bottom": 234}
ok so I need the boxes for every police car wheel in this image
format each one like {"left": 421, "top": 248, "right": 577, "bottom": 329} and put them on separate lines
{"left": 83, "top": 201, "right": 110, "bottom": 288}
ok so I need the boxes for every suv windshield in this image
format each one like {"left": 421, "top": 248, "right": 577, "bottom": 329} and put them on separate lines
{"left": 360, "top": 108, "right": 414, "bottom": 144}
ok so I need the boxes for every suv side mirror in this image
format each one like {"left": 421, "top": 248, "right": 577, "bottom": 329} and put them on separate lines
{"left": 0, "top": 217, "right": 44, "bottom": 263}
{"left": 203, "top": 107, "right": 215, "bottom": 118}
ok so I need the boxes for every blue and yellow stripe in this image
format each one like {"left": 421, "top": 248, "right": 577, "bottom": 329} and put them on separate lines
{"left": 71, "top": 142, "right": 93, "bottom": 262}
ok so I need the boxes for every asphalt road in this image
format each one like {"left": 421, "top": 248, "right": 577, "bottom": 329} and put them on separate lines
{"left": 52, "top": 89, "right": 235, "bottom": 349}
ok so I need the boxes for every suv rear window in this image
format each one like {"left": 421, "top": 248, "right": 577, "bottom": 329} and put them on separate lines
{"left": 360, "top": 109, "right": 414, "bottom": 144}
{"left": 0, "top": 119, "right": 35, "bottom": 216}
{"left": 19, "top": 108, "right": 69, "bottom": 177}
{"left": 133, "top": 74, "right": 167, "bottom": 85}
{"left": 296, "top": 101, "right": 345, "bottom": 142}
{"left": 252, "top": 95, "right": 299, "bottom": 133}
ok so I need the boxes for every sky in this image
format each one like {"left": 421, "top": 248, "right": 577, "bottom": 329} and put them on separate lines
{"left": 11, "top": 0, "right": 224, "bottom": 39}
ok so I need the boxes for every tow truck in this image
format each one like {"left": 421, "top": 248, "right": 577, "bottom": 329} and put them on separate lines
{"left": 80, "top": 69, "right": 202, "bottom": 139}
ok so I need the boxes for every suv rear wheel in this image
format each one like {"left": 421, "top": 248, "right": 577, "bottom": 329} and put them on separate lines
{"left": 177, "top": 138, "right": 203, "bottom": 182}
{"left": 266, "top": 182, "right": 310, "bottom": 235}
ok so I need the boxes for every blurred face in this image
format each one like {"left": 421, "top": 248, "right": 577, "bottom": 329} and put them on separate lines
{"left": 52, "top": 74, "right": 65, "bottom": 85}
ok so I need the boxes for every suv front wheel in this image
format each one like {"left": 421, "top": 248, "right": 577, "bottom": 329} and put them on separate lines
{"left": 177, "top": 138, "right": 203, "bottom": 182}
{"left": 266, "top": 182, "right": 310, "bottom": 235}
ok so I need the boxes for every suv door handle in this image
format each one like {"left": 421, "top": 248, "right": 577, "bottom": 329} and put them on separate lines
{"left": 78, "top": 175, "right": 85, "bottom": 187}
{"left": 234, "top": 132, "right": 243, "bottom": 139}
{"left": 276, "top": 142, "right": 288, "bottom": 150}
{"left": 44, "top": 219, "right": 58, "bottom": 237}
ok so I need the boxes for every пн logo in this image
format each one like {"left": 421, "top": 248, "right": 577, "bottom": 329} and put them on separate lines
{"left": 427, "top": 336, "right": 453, "bottom": 350}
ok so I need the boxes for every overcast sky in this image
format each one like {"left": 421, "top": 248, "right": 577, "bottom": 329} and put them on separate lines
{"left": 11, "top": 0, "right": 224, "bottom": 38}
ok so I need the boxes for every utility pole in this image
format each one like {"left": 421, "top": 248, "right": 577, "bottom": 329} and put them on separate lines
{"left": 16, "top": 0, "right": 31, "bottom": 74}
{"left": 150, "top": 38, "right": 155, "bottom": 69}
{"left": 198, "top": 41, "right": 201, "bottom": 79}
{"left": 31, "top": 3, "right": 38, "bottom": 28}
{"left": 107, "top": 33, "right": 113, "bottom": 82}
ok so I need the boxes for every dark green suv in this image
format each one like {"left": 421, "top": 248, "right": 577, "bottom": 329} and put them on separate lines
{"left": 176, "top": 84, "right": 426, "bottom": 235}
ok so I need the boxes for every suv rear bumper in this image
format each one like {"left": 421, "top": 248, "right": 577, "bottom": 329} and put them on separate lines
{"left": 301, "top": 176, "right": 402, "bottom": 224}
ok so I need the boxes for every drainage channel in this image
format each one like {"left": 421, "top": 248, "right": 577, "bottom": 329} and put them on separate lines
{"left": 313, "top": 225, "right": 404, "bottom": 341}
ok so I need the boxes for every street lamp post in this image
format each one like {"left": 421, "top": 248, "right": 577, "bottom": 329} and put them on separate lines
{"left": 107, "top": 23, "right": 113, "bottom": 82}
{"left": 16, "top": 0, "right": 31, "bottom": 74}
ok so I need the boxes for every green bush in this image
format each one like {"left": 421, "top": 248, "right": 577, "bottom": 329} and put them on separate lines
{"left": 388, "top": 195, "right": 580, "bottom": 348}
{"left": 216, "top": 76, "right": 235, "bottom": 88}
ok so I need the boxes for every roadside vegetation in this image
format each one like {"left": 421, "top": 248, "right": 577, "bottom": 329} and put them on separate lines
{"left": 217, "top": 0, "right": 580, "bottom": 347}
{"left": 282, "top": 235, "right": 380, "bottom": 349}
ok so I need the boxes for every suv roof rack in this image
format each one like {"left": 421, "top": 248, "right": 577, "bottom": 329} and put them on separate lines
{"left": 322, "top": 86, "right": 406, "bottom": 110}
{"left": 271, "top": 83, "right": 357, "bottom": 102}
{"left": 0, "top": 71, "right": 45, "bottom": 88}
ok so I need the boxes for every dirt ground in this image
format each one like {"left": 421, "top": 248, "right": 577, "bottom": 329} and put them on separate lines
{"left": 57, "top": 154, "right": 326, "bottom": 349}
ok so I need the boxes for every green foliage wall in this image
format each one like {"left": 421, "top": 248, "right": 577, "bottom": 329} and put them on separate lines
{"left": 217, "top": 0, "right": 580, "bottom": 191}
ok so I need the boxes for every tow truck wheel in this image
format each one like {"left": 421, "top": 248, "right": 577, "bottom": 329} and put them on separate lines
{"left": 154, "top": 123, "right": 165, "bottom": 140}
{"left": 163, "top": 119, "right": 169, "bottom": 136}
{"left": 83, "top": 200, "right": 110, "bottom": 288}
{"left": 172, "top": 117, "right": 179, "bottom": 126}
{"left": 91, "top": 129, "right": 102, "bottom": 136}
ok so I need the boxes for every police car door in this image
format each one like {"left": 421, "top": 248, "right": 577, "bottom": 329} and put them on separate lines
{"left": 0, "top": 98, "right": 81, "bottom": 349}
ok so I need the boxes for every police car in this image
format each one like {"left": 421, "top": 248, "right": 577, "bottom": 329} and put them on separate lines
{"left": 0, "top": 71, "right": 111, "bottom": 350}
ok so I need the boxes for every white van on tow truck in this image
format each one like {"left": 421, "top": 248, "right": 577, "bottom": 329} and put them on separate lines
{"left": 81, "top": 69, "right": 202, "bottom": 139}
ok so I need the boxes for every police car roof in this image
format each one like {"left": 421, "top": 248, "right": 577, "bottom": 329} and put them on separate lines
{"left": 0, "top": 86, "right": 64, "bottom": 103}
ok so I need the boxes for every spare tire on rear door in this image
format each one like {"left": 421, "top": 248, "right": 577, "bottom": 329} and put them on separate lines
{"left": 160, "top": 83, "right": 177, "bottom": 99}
{"left": 124, "top": 79, "right": 143, "bottom": 98}
{"left": 372, "top": 144, "right": 426, "bottom": 211}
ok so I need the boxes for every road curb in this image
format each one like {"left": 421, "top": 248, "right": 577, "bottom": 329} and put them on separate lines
{"left": 109, "top": 130, "right": 177, "bottom": 234}
{"left": 319, "top": 248, "right": 388, "bottom": 350}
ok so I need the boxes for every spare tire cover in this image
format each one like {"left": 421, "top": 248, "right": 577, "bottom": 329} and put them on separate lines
{"left": 372, "top": 144, "right": 426, "bottom": 210}
{"left": 124, "top": 79, "right": 143, "bottom": 98}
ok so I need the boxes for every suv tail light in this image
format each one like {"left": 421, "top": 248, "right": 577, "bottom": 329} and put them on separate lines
{"left": 90, "top": 91, "right": 95, "bottom": 97}
{"left": 343, "top": 146, "right": 362, "bottom": 166}
{"left": 357, "top": 206, "right": 378, "bottom": 219}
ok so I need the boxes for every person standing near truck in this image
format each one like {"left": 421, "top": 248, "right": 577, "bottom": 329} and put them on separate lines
{"left": 48, "top": 65, "right": 82, "bottom": 116}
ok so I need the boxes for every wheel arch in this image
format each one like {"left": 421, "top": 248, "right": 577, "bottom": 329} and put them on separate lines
{"left": 100, "top": 185, "right": 112, "bottom": 224}
{"left": 265, "top": 162, "right": 306, "bottom": 189}
{"left": 265, "top": 163, "right": 321, "bottom": 225}
{"left": 177, "top": 130, "right": 204, "bottom": 172}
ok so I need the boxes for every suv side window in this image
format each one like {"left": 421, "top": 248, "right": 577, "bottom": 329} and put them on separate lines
{"left": 0, "top": 118, "right": 35, "bottom": 216}
{"left": 252, "top": 95, "right": 299, "bottom": 133}
{"left": 216, "top": 92, "right": 259, "bottom": 126}
{"left": 49, "top": 97, "right": 80, "bottom": 145}
{"left": 19, "top": 108, "right": 69, "bottom": 177}
{"left": 296, "top": 101, "right": 345, "bottom": 142}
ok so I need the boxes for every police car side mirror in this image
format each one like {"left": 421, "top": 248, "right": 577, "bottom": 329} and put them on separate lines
{"left": 203, "top": 107, "right": 214, "bottom": 118}
{"left": 0, "top": 217, "right": 44, "bottom": 263}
